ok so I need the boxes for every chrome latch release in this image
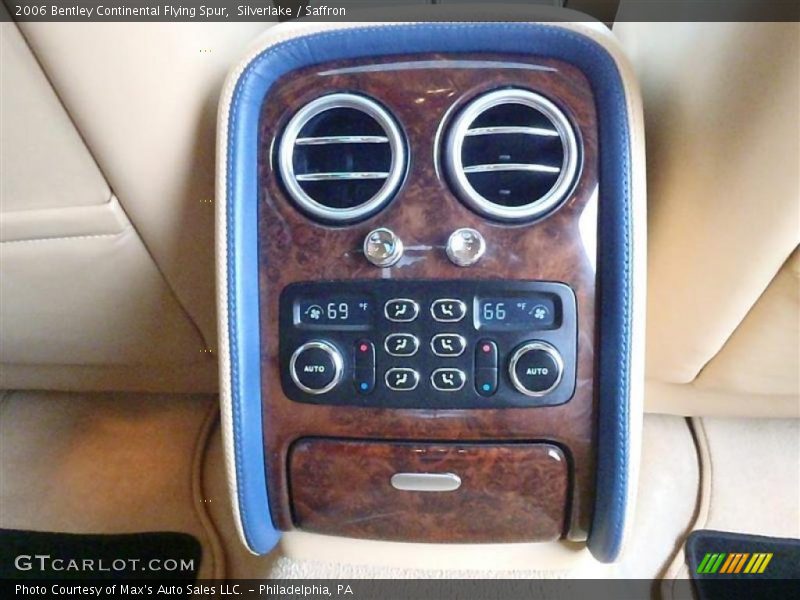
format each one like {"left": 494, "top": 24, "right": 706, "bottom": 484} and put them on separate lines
{"left": 390, "top": 472, "right": 462, "bottom": 492}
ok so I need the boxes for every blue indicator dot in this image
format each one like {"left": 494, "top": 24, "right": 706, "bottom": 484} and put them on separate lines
{"left": 360, "top": 382, "right": 368, "bottom": 391}
{"left": 482, "top": 384, "right": 491, "bottom": 392}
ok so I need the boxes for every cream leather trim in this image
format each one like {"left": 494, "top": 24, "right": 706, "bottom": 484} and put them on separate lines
{"left": 646, "top": 380, "right": 800, "bottom": 419}
{"left": 1, "top": 23, "right": 110, "bottom": 213}
{"left": 614, "top": 22, "right": 800, "bottom": 385}
{"left": 0, "top": 194, "right": 128, "bottom": 242}
{"left": 217, "top": 16, "right": 645, "bottom": 560}
{"left": 18, "top": 23, "right": 273, "bottom": 349}
{"left": 0, "top": 361, "right": 217, "bottom": 394}
{"left": 586, "top": 24, "right": 647, "bottom": 560}
{"left": 216, "top": 43, "right": 248, "bottom": 555}
{"left": 3, "top": 22, "right": 221, "bottom": 390}
{"left": 695, "top": 247, "right": 799, "bottom": 398}
{"left": 1, "top": 225, "right": 211, "bottom": 367}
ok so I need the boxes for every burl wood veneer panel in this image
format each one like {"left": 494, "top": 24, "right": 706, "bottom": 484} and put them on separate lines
{"left": 290, "top": 439, "right": 569, "bottom": 543}
{"left": 258, "top": 53, "right": 598, "bottom": 541}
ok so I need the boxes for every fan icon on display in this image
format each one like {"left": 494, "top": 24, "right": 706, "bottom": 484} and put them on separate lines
{"left": 305, "top": 305, "right": 323, "bottom": 320}
{"left": 532, "top": 305, "right": 548, "bottom": 321}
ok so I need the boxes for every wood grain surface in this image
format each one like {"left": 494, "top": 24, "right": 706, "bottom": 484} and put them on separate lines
{"left": 257, "top": 53, "right": 599, "bottom": 542}
{"left": 290, "top": 439, "right": 569, "bottom": 542}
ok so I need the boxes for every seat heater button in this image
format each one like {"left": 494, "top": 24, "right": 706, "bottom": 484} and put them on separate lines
{"left": 431, "top": 368, "right": 466, "bottom": 392}
{"left": 431, "top": 298, "right": 467, "bottom": 322}
{"left": 385, "top": 299, "right": 420, "bottom": 322}
{"left": 385, "top": 368, "right": 420, "bottom": 391}
{"left": 431, "top": 334, "right": 466, "bottom": 357}
{"left": 385, "top": 333, "right": 420, "bottom": 357}
{"left": 290, "top": 341, "right": 343, "bottom": 395}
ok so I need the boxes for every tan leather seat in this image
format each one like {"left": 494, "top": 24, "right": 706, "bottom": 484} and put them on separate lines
{"left": 614, "top": 21, "right": 800, "bottom": 416}
{"left": 1, "top": 22, "right": 270, "bottom": 392}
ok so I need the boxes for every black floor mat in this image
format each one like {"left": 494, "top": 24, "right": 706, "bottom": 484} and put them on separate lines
{"left": 0, "top": 529, "right": 201, "bottom": 580}
{"left": 686, "top": 529, "right": 800, "bottom": 600}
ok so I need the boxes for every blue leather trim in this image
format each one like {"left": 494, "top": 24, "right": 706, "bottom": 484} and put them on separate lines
{"left": 225, "top": 68, "right": 280, "bottom": 553}
{"left": 225, "top": 23, "right": 633, "bottom": 559}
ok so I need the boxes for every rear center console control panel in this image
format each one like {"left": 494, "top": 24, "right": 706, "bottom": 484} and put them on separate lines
{"left": 221, "top": 21, "right": 642, "bottom": 559}
{"left": 220, "top": 42, "right": 637, "bottom": 549}
{"left": 280, "top": 280, "right": 577, "bottom": 409}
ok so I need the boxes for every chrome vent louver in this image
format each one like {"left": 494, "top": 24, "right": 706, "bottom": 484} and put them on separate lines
{"left": 444, "top": 89, "right": 580, "bottom": 222}
{"left": 277, "top": 93, "right": 406, "bottom": 223}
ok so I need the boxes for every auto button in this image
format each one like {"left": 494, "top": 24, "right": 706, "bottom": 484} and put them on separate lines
{"left": 509, "top": 341, "right": 563, "bottom": 397}
{"left": 290, "top": 341, "right": 343, "bottom": 395}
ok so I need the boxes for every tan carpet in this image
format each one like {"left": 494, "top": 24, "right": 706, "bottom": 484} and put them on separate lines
{"left": 0, "top": 390, "right": 223, "bottom": 579}
{"left": 8, "top": 391, "right": 788, "bottom": 583}
{"left": 202, "top": 413, "right": 700, "bottom": 579}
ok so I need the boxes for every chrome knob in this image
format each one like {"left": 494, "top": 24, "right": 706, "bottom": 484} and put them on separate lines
{"left": 508, "top": 341, "right": 564, "bottom": 397}
{"left": 289, "top": 340, "right": 344, "bottom": 395}
{"left": 446, "top": 228, "right": 486, "bottom": 267}
{"left": 363, "top": 227, "right": 403, "bottom": 267}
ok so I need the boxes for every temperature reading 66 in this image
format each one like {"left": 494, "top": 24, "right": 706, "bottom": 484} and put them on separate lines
{"left": 477, "top": 296, "right": 557, "bottom": 329}
{"left": 327, "top": 302, "right": 349, "bottom": 320}
{"left": 482, "top": 302, "right": 507, "bottom": 321}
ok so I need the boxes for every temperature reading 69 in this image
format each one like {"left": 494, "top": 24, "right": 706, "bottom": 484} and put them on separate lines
{"left": 326, "top": 303, "right": 349, "bottom": 320}
{"left": 296, "top": 295, "right": 372, "bottom": 329}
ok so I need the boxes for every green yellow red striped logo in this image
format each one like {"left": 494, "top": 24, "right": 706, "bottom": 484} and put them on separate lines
{"left": 696, "top": 552, "right": 773, "bottom": 574}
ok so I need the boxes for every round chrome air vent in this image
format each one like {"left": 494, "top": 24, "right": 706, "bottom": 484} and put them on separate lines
{"left": 443, "top": 89, "right": 580, "bottom": 222}
{"left": 277, "top": 93, "right": 406, "bottom": 223}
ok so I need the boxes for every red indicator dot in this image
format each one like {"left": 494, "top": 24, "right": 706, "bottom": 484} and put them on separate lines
{"left": 359, "top": 344, "right": 369, "bottom": 352}
{"left": 482, "top": 344, "right": 491, "bottom": 353}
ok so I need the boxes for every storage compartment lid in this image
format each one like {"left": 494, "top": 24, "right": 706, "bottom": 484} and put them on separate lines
{"left": 289, "top": 439, "right": 569, "bottom": 543}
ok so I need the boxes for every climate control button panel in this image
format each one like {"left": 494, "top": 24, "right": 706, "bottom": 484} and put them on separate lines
{"left": 279, "top": 280, "right": 577, "bottom": 409}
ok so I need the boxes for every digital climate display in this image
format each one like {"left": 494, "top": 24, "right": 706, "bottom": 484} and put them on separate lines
{"left": 295, "top": 295, "right": 373, "bottom": 329}
{"left": 475, "top": 295, "right": 559, "bottom": 330}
